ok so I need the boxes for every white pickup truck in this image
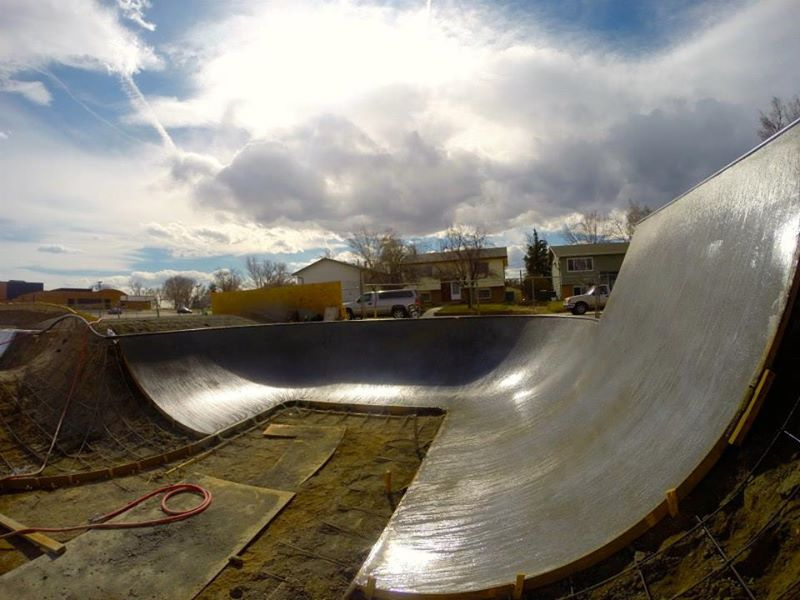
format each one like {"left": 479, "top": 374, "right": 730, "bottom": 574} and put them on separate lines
{"left": 564, "top": 284, "right": 610, "bottom": 315}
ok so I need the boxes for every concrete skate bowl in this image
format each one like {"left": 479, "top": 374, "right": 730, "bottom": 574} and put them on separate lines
{"left": 120, "top": 123, "right": 800, "bottom": 599}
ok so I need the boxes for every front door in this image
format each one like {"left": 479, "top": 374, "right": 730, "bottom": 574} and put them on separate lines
{"left": 450, "top": 282, "right": 461, "bottom": 301}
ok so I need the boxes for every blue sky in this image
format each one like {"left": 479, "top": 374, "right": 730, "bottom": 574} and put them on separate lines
{"left": 0, "top": 0, "right": 796, "bottom": 291}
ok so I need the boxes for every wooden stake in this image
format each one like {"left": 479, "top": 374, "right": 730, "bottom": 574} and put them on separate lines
{"left": 365, "top": 576, "right": 377, "bottom": 599}
{"left": 666, "top": 488, "right": 679, "bottom": 518}
{"left": 512, "top": 573, "right": 525, "bottom": 599}
{"left": 384, "top": 470, "right": 392, "bottom": 495}
{"left": 0, "top": 512, "right": 66, "bottom": 556}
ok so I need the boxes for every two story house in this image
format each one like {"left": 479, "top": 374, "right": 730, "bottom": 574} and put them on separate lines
{"left": 293, "top": 247, "right": 509, "bottom": 306}
{"left": 550, "top": 243, "right": 629, "bottom": 300}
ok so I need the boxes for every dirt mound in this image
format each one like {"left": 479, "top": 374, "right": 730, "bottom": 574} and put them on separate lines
{"left": 0, "top": 303, "right": 73, "bottom": 328}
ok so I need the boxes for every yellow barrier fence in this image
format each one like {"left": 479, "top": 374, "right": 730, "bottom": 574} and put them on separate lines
{"left": 211, "top": 282, "right": 342, "bottom": 322}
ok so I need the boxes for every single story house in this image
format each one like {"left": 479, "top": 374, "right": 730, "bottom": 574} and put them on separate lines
{"left": 550, "top": 243, "right": 629, "bottom": 299}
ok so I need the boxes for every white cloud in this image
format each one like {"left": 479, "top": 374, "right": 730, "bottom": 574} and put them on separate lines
{"left": 142, "top": 218, "right": 338, "bottom": 257}
{"left": 0, "top": 0, "right": 159, "bottom": 78}
{"left": 37, "top": 244, "right": 82, "bottom": 254}
{"left": 117, "top": 0, "right": 156, "bottom": 32}
{"left": 0, "top": 78, "right": 52, "bottom": 105}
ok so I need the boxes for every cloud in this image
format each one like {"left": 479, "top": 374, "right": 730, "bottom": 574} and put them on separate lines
{"left": 37, "top": 244, "right": 82, "bottom": 254}
{"left": 161, "top": 0, "right": 798, "bottom": 239}
{"left": 0, "top": 78, "right": 51, "bottom": 105}
{"left": 0, "top": 0, "right": 159, "bottom": 78}
{"left": 142, "top": 219, "right": 338, "bottom": 257}
{"left": 117, "top": 0, "right": 156, "bottom": 32}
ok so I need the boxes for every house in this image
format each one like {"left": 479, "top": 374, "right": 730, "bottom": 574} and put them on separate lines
{"left": 550, "top": 243, "right": 629, "bottom": 299}
{"left": 292, "top": 247, "right": 509, "bottom": 305}
{"left": 403, "top": 247, "right": 508, "bottom": 304}
{"left": 292, "top": 258, "right": 365, "bottom": 304}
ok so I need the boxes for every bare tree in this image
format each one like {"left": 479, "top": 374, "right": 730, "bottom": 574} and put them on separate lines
{"left": 563, "top": 211, "right": 631, "bottom": 244}
{"left": 191, "top": 282, "right": 214, "bottom": 309}
{"left": 624, "top": 200, "right": 652, "bottom": 240}
{"left": 437, "top": 225, "right": 493, "bottom": 308}
{"left": 162, "top": 275, "right": 195, "bottom": 309}
{"left": 347, "top": 228, "right": 416, "bottom": 283}
{"left": 213, "top": 268, "right": 244, "bottom": 292}
{"left": 245, "top": 257, "right": 292, "bottom": 288}
{"left": 758, "top": 95, "right": 800, "bottom": 141}
{"left": 128, "top": 277, "right": 146, "bottom": 296}
{"left": 145, "top": 286, "right": 163, "bottom": 317}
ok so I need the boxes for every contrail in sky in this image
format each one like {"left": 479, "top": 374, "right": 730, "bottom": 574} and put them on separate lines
{"left": 119, "top": 71, "right": 176, "bottom": 152}
{"left": 34, "top": 68, "right": 143, "bottom": 145}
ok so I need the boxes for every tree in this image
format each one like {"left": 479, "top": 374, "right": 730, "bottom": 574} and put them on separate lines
{"left": 213, "top": 268, "right": 243, "bottom": 292}
{"left": 562, "top": 211, "right": 630, "bottom": 244}
{"left": 623, "top": 200, "right": 652, "bottom": 240}
{"left": 346, "top": 228, "right": 417, "bottom": 283}
{"left": 437, "top": 225, "right": 492, "bottom": 309}
{"left": 524, "top": 229, "right": 550, "bottom": 276}
{"left": 758, "top": 95, "right": 800, "bottom": 141}
{"left": 245, "top": 257, "right": 292, "bottom": 288}
{"left": 161, "top": 275, "right": 195, "bottom": 309}
{"left": 145, "top": 286, "right": 163, "bottom": 317}
{"left": 191, "top": 282, "right": 214, "bottom": 309}
{"left": 128, "top": 277, "right": 146, "bottom": 296}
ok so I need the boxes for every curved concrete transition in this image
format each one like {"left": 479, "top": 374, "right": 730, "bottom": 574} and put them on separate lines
{"left": 120, "top": 123, "right": 800, "bottom": 598}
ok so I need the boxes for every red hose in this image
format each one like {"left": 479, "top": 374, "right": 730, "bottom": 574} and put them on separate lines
{"left": 0, "top": 483, "right": 212, "bottom": 539}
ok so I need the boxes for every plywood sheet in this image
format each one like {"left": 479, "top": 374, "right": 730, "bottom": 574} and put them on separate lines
{"left": 0, "top": 475, "right": 293, "bottom": 600}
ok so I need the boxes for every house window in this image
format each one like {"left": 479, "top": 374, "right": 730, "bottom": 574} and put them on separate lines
{"left": 420, "top": 292, "right": 431, "bottom": 303}
{"left": 418, "top": 265, "right": 434, "bottom": 278}
{"left": 567, "top": 257, "right": 593, "bottom": 272}
{"left": 572, "top": 285, "right": 585, "bottom": 296}
{"left": 476, "top": 262, "right": 489, "bottom": 277}
{"left": 478, "top": 288, "right": 492, "bottom": 301}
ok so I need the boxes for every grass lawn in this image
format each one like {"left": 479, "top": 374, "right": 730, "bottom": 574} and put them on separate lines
{"left": 435, "top": 301, "right": 568, "bottom": 316}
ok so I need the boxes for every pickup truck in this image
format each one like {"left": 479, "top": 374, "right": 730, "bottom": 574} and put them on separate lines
{"left": 564, "top": 284, "right": 610, "bottom": 315}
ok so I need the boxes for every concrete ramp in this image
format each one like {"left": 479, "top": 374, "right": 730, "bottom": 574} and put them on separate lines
{"left": 120, "top": 123, "right": 800, "bottom": 598}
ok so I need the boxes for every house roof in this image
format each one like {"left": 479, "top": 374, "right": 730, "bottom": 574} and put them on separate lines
{"left": 292, "top": 257, "right": 364, "bottom": 276}
{"left": 549, "top": 243, "right": 629, "bottom": 258}
{"left": 405, "top": 247, "right": 508, "bottom": 265}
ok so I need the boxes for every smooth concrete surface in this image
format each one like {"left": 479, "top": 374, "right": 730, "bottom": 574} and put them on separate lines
{"left": 119, "top": 123, "right": 800, "bottom": 597}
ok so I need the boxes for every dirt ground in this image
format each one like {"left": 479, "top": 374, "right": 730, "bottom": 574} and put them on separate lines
{"left": 0, "top": 304, "right": 798, "bottom": 599}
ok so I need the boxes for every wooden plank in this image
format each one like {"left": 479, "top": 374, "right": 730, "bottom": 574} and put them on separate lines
{"left": 0, "top": 512, "right": 65, "bottom": 556}
{"left": 258, "top": 424, "right": 345, "bottom": 490}
{"left": 729, "top": 369, "right": 775, "bottom": 446}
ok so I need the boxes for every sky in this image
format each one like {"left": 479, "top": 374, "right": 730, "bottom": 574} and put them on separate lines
{"left": 0, "top": 0, "right": 798, "bottom": 291}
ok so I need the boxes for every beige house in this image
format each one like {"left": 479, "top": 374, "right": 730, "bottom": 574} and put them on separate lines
{"left": 404, "top": 247, "right": 508, "bottom": 304}
{"left": 292, "top": 258, "right": 364, "bottom": 303}
{"left": 293, "top": 247, "right": 509, "bottom": 306}
{"left": 550, "top": 243, "right": 629, "bottom": 299}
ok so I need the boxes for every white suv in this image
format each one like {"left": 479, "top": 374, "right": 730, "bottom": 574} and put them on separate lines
{"left": 344, "top": 289, "right": 421, "bottom": 319}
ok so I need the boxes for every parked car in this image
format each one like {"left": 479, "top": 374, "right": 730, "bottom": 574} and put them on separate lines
{"left": 177, "top": 306, "right": 193, "bottom": 314}
{"left": 564, "top": 284, "right": 610, "bottom": 315}
{"left": 344, "top": 289, "right": 421, "bottom": 319}
{"left": 107, "top": 307, "right": 123, "bottom": 315}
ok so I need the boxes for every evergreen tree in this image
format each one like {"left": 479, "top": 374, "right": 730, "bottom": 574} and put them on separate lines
{"left": 524, "top": 229, "right": 550, "bottom": 276}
